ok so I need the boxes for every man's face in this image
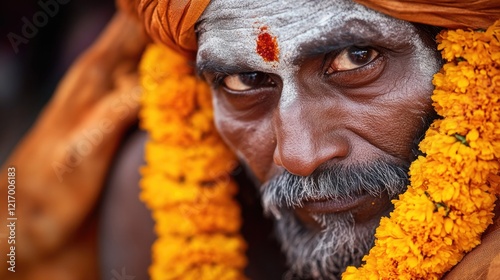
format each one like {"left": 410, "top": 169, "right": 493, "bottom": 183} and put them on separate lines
{"left": 197, "top": 0, "right": 440, "bottom": 278}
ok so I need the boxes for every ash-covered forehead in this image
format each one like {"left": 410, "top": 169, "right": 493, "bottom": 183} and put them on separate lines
{"left": 195, "top": 0, "right": 418, "bottom": 74}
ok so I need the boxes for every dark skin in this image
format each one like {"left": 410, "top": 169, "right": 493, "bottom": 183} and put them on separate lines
{"left": 196, "top": 0, "right": 441, "bottom": 229}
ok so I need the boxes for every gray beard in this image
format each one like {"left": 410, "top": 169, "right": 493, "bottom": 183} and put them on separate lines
{"left": 260, "top": 160, "right": 410, "bottom": 279}
{"left": 276, "top": 211, "right": 375, "bottom": 280}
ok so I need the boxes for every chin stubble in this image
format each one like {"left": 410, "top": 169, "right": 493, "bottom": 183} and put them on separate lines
{"left": 261, "top": 160, "right": 410, "bottom": 279}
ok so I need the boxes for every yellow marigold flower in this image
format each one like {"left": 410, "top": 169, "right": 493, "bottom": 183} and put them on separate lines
{"left": 154, "top": 200, "right": 242, "bottom": 235}
{"left": 151, "top": 234, "right": 247, "bottom": 279}
{"left": 140, "top": 44, "right": 247, "bottom": 279}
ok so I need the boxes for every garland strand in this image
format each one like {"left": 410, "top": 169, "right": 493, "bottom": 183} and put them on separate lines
{"left": 139, "top": 44, "right": 247, "bottom": 279}
{"left": 343, "top": 20, "right": 500, "bottom": 279}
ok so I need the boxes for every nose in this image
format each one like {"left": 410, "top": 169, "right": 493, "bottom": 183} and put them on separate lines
{"left": 272, "top": 95, "right": 349, "bottom": 176}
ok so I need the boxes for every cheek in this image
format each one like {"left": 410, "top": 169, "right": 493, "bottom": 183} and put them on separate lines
{"left": 213, "top": 96, "right": 276, "bottom": 181}
{"left": 360, "top": 77, "right": 434, "bottom": 162}
{"left": 366, "top": 97, "right": 432, "bottom": 161}
{"left": 355, "top": 44, "right": 438, "bottom": 161}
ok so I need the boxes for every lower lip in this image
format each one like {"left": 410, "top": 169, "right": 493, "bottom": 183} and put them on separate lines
{"left": 300, "top": 193, "right": 375, "bottom": 214}
{"left": 295, "top": 191, "right": 392, "bottom": 222}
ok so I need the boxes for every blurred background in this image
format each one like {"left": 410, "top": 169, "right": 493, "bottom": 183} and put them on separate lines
{"left": 1, "top": 0, "right": 115, "bottom": 163}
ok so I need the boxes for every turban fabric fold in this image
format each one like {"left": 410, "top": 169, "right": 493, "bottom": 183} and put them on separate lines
{"left": 118, "top": 0, "right": 500, "bottom": 58}
{"left": 117, "top": 0, "right": 211, "bottom": 58}
{"left": 355, "top": 0, "right": 500, "bottom": 30}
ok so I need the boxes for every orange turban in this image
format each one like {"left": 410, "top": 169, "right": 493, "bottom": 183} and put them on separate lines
{"left": 118, "top": 0, "right": 500, "bottom": 58}
{"left": 117, "top": 0, "right": 211, "bottom": 59}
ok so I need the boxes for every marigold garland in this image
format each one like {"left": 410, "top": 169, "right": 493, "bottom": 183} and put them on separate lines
{"left": 343, "top": 20, "right": 500, "bottom": 279}
{"left": 139, "top": 44, "right": 247, "bottom": 280}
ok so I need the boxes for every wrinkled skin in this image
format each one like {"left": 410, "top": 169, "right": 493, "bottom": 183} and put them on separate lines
{"left": 196, "top": 0, "right": 441, "bottom": 278}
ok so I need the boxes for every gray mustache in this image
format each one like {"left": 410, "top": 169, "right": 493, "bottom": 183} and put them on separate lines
{"left": 261, "top": 160, "right": 410, "bottom": 213}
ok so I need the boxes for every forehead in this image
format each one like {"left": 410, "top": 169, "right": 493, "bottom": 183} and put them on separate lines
{"left": 196, "top": 0, "right": 417, "bottom": 73}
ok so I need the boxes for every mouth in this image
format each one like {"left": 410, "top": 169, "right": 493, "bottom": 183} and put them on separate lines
{"left": 294, "top": 191, "right": 393, "bottom": 226}
{"left": 300, "top": 192, "right": 375, "bottom": 213}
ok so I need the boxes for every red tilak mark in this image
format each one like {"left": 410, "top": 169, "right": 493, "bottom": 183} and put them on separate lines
{"left": 256, "top": 26, "right": 279, "bottom": 62}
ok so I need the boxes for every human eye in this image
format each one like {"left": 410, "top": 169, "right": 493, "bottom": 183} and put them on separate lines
{"left": 205, "top": 71, "right": 279, "bottom": 114}
{"left": 323, "top": 45, "right": 386, "bottom": 88}
{"left": 221, "top": 72, "right": 276, "bottom": 92}
{"left": 326, "top": 46, "right": 380, "bottom": 74}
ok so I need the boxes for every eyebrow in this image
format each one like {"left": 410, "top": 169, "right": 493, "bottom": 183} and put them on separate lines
{"left": 196, "top": 58, "right": 255, "bottom": 77}
{"left": 299, "top": 34, "right": 374, "bottom": 57}
{"left": 196, "top": 60, "right": 231, "bottom": 76}
{"left": 294, "top": 19, "right": 410, "bottom": 64}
